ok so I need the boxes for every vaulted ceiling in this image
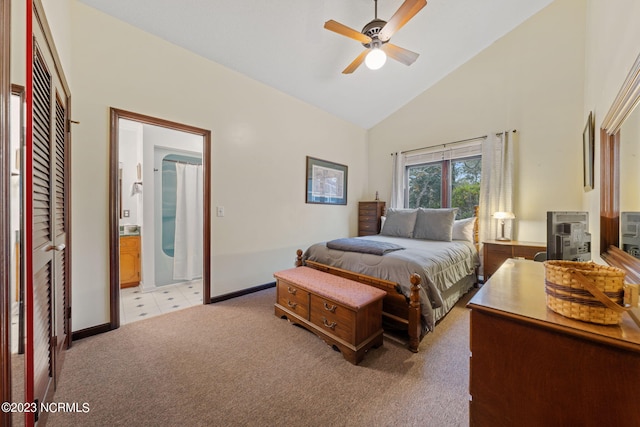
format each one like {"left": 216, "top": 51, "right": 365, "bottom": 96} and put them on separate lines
{"left": 79, "top": 0, "right": 554, "bottom": 129}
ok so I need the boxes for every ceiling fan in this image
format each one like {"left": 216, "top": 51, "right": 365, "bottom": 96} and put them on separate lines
{"left": 324, "top": 0, "right": 427, "bottom": 74}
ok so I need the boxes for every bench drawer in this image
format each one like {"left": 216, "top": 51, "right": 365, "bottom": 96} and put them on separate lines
{"left": 277, "top": 279, "right": 310, "bottom": 319}
{"left": 309, "top": 295, "right": 354, "bottom": 343}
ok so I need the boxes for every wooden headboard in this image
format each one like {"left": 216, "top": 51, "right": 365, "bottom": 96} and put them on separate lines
{"left": 473, "top": 205, "right": 480, "bottom": 252}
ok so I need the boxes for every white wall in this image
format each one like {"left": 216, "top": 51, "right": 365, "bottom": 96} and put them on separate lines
{"left": 119, "top": 120, "right": 142, "bottom": 227}
{"left": 368, "top": 0, "right": 586, "bottom": 243}
{"left": 55, "top": 2, "right": 367, "bottom": 330}
{"left": 10, "top": 0, "right": 25, "bottom": 87}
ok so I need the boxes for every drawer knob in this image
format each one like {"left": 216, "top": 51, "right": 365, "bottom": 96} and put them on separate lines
{"left": 323, "top": 302, "right": 337, "bottom": 313}
{"left": 287, "top": 286, "right": 297, "bottom": 295}
{"left": 287, "top": 300, "right": 298, "bottom": 309}
{"left": 321, "top": 317, "right": 337, "bottom": 330}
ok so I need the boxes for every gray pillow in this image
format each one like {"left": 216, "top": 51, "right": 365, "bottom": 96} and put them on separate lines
{"left": 380, "top": 208, "right": 418, "bottom": 238}
{"left": 413, "top": 208, "right": 458, "bottom": 241}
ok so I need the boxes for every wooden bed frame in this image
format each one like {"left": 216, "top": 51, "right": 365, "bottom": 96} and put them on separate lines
{"left": 296, "top": 207, "right": 480, "bottom": 353}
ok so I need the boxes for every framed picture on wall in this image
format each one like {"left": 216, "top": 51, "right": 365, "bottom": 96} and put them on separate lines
{"left": 305, "top": 156, "right": 348, "bottom": 205}
{"left": 583, "top": 111, "right": 594, "bottom": 191}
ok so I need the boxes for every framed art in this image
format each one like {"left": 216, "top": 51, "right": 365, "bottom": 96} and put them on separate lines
{"left": 306, "top": 156, "right": 348, "bottom": 205}
{"left": 583, "top": 111, "right": 594, "bottom": 191}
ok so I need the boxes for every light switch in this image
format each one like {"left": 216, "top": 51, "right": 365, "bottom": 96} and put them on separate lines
{"left": 216, "top": 206, "right": 225, "bottom": 217}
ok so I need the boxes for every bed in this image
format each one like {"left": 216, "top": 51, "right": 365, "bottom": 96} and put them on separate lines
{"left": 296, "top": 206, "right": 480, "bottom": 352}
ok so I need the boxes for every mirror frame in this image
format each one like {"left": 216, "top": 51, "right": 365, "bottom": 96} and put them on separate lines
{"left": 600, "top": 51, "right": 640, "bottom": 282}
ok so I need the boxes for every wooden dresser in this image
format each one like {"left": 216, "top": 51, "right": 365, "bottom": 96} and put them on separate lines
{"left": 358, "top": 201, "right": 385, "bottom": 236}
{"left": 274, "top": 267, "right": 385, "bottom": 364}
{"left": 482, "top": 239, "right": 545, "bottom": 279}
{"left": 119, "top": 235, "right": 141, "bottom": 288}
{"left": 467, "top": 259, "right": 640, "bottom": 427}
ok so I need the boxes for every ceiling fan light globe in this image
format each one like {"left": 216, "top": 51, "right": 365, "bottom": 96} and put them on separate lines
{"left": 365, "top": 48, "right": 387, "bottom": 70}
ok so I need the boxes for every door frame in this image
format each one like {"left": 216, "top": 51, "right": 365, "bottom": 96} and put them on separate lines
{"left": 108, "top": 108, "right": 212, "bottom": 329}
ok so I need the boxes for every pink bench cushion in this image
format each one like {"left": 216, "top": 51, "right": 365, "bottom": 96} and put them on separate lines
{"left": 274, "top": 267, "right": 386, "bottom": 309}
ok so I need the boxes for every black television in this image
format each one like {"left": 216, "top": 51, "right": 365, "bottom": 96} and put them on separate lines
{"left": 546, "top": 211, "right": 591, "bottom": 261}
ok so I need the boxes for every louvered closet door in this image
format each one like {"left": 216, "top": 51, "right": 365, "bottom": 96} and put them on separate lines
{"left": 31, "top": 24, "right": 69, "bottom": 406}
{"left": 52, "top": 91, "right": 68, "bottom": 383}
{"left": 32, "top": 46, "right": 54, "bottom": 406}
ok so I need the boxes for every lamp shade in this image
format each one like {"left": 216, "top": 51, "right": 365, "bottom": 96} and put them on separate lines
{"left": 493, "top": 211, "right": 515, "bottom": 220}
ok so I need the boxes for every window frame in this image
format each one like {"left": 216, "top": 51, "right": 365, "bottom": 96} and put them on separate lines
{"left": 403, "top": 147, "right": 482, "bottom": 218}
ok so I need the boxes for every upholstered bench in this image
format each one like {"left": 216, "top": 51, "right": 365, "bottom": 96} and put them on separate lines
{"left": 274, "top": 266, "right": 386, "bottom": 365}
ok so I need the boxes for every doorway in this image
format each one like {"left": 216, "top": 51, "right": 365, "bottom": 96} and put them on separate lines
{"left": 109, "top": 108, "right": 211, "bottom": 329}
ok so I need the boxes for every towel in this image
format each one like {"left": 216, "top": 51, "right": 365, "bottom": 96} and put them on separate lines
{"left": 130, "top": 182, "right": 143, "bottom": 196}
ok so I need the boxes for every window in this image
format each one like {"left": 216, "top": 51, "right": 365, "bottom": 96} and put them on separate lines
{"left": 404, "top": 141, "right": 482, "bottom": 219}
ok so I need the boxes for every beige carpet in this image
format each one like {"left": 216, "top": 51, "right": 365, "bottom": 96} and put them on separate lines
{"left": 47, "top": 287, "right": 476, "bottom": 427}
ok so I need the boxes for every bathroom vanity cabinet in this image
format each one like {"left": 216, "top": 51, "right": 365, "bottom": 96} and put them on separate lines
{"left": 120, "top": 235, "right": 141, "bottom": 288}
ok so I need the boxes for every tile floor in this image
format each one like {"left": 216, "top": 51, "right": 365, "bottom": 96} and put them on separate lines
{"left": 120, "top": 280, "right": 204, "bottom": 325}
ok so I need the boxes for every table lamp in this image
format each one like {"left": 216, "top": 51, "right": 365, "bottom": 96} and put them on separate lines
{"left": 493, "top": 211, "right": 515, "bottom": 241}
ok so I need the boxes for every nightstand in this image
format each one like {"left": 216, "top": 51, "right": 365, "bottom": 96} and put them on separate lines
{"left": 483, "top": 240, "right": 546, "bottom": 279}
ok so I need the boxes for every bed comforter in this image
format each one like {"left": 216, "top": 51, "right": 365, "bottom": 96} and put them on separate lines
{"left": 303, "top": 235, "right": 479, "bottom": 333}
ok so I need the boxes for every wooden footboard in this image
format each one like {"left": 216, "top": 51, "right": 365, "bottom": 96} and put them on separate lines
{"left": 296, "top": 249, "right": 423, "bottom": 352}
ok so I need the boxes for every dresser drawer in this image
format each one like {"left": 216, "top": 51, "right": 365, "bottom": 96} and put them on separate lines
{"left": 514, "top": 245, "right": 544, "bottom": 259}
{"left": 309, "top": 295, "right": 354, "bottom": 343}
{"left": 359, "top": 212, "right": 378, "bottom": 221}
{"left": 359, "top": 203, "right": 379, "bottom": 212}
{"left": 358, "top": 221, "right": 377, "bottom": 232}
{"left": 486, "top": 244, "right": 512, "bottom": 257}
{"left": 277, "top": 279, "right": 310, "bottom": 319}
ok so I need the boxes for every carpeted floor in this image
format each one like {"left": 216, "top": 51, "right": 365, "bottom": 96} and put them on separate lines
{"left": 46, "top": 287, "right": 477, "bottom": 427}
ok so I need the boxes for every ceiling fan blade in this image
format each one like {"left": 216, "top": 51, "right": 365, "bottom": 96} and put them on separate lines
{"left": 324, "top": 20, "right": 372, "bottom": 44}
{"left": 382, "top": 43, "right": 419, "bottom": 66}
{"left": 378, "top": 0, "right": 427, "bottom": 42}
{"left": 342, "top": 50, "right": 369, "bottom": 74}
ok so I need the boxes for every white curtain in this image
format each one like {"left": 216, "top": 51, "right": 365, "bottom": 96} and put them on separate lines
{"left": 173, "top": 163, "right": 203, "bottom": 281}
{"left": 390, "top": 152, "right": 404, "bottom": 208}
{"left": 479, "top": 131, "right": 515, "bottom": 246}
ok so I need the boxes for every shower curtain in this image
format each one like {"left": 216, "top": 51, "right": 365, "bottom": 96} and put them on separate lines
{"left": 173, "top": 163, "right": 203, "bottom": 280}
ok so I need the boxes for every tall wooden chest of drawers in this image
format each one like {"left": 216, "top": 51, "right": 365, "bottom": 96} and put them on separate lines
{"left": 358, "top": 201, "right": 385, "bottom": 236}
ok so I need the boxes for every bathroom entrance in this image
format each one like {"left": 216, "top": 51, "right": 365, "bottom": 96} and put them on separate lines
{"left": 109, "top": 109, "right": 211, "bottom": 327}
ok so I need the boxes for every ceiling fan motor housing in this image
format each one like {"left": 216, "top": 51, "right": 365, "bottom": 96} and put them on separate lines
{"left": 362, "top": 19, "right": 388, "bottom": 48}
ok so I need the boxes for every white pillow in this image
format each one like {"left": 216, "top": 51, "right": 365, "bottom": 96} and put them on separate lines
{"left": 452, "top": 217, "right": 476, "bottom": 243}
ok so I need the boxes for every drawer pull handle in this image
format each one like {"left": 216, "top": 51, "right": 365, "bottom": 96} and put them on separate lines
{"left": 287, "top": 286, "right": 297, "bottom": 295}
{"left": 323, "top": 302, "right": 337, "bottom": 313}
{"left": 287, "top": 300, "right": 297, "bottom": 309}
{"left": 321, "top": 317, "right": 337, "bottom": 330}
